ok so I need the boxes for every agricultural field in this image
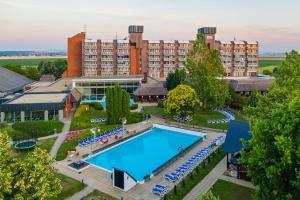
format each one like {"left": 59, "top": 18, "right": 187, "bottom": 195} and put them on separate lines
{"left": 258, "top": 58, "right": 284, "bottom": 74}
{"left": 0, "top": 58, "right": 66, "bottom": 67}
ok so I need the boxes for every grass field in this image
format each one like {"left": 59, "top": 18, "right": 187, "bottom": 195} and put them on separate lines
{"left": 0, "top": 58, "right": 66, "bottom": 66}
{"left": 55, "top": 173, "right": 86, "bottom": 200}
{"left": 81, "top": 189, "right": 118, "bottom": 200}
{"left": 143, "top": 106, "right": 247, "bottom": 130}
{"left": 258, "top": 59, "right": 284, "bottom": 74}
{"left": 211, "top": 179, "right": 255, "bottom": 200}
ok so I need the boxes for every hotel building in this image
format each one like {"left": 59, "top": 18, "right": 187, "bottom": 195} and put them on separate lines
{"left": 62, "top": 25, "right": 259, "bottom": 102}
{"left": 64, "top": 25, "right": 258, "bottom": 80}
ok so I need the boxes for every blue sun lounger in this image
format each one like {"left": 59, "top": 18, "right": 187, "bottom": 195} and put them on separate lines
{"left": 164, "top": 174, "right": 177, "bottom": 182}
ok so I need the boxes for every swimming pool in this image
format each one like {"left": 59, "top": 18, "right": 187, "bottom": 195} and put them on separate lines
{"left": 85, "top": 124, "right": 205, "bottom": 181}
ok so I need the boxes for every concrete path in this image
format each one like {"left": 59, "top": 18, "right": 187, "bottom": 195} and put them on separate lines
{"left": 66, "top": 186, "right": 94, "bottom": 200}
{"left": 37, "top": 133, "right": 60, "bottom": 141}
{"left": 183, "top": 157, "right": 227, "bottom": 200}
{"left": 50, "top": 112, "right": 74, "bottom": 158}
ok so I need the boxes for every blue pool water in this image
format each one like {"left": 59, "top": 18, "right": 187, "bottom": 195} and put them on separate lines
{"left": 85, "top": 127, "right": 202, "bottom": 181}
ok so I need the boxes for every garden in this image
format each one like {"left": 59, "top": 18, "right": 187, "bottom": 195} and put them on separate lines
{"left": 210, "top": 179, "right": 255, "bottom": 200}
{"left": 0, "top": 120, "right": 64, "bottom": 140}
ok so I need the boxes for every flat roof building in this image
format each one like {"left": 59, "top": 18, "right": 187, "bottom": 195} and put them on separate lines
{"left": 0, "top": 79, "right": 80, "bottom": 123}
{"left": 64, "top": 25, "right": 259, "bottom": 80}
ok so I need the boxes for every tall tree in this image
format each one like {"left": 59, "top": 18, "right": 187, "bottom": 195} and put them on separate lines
{"left": 0, "top": 131, "right": 62, "bottom": 199}
{"left": 166, "top": 68, "right": 186, "bottom": 90}
{"left": 106, "top": 84, "right": 130, "bottom": 125}
{"left": 185, "top": 33, "right": 229, "bottom": 110}
{"left": 164, "top": 84, "right": 202, "bottom": 116}
{"left": 242, "top": 50, "right": 300, "bottom": 199}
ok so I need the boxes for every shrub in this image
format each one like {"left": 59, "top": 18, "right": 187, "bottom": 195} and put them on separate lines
{"left": 93, "top": 103, "right": 103, "bottom": 110}
{"left": 0, "top": 122, "right": 8, "bottom": 129}
{"left": 130, "top": 103, "right": 138, "bottom": 110}
{"left": 127, "top": 112, "right": 144, "bottom": 124}
{"left": 12, "top": 121, "right": 64, "bottom": 139}
{"left": 262, "top": 69, "right": 272, "bottom": 75}
{"left": 158, "top": 100, "right": 164, "bottom": 108}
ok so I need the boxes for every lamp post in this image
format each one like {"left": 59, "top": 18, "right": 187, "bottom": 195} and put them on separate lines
{"left": 121, "top": 117, "right": 127, "bottom": 136}
{"left": 90, "top": 127, "right": 97, "bottom": 154}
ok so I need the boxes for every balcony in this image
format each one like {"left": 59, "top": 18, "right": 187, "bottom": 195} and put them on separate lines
{"left": 148, "top": 57, "right": 160, "bottom": 61}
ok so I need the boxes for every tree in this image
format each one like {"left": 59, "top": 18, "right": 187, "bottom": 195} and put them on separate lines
{"left": 242, "top": 50, "right": 300, "bottom": 199}
{"left": 226, "top": 85, "right": 246, "bottom": 109}
{"left": 38, "top": 59, "right": 67, "bottom": 79}
{"left": 247, "top": 90, "right": 261, "bottom": 108}
{"left": 166, "top": 69, "right": 186, "bottom": 90}
{"left": 185, "top": 33, "right": 230, "bottom": 110}
{"left": 199, "top": 191, "right": 220, "bottom": 200}
{"left": 106, "top": 84, "right": 131, "bottom": 125}
{"left": 0, "top": 131, "right": 62, "bottom": 199}
{"left": 164, "top": 84, "right": 202, "bottom": 116}
{"left": 2, "top": 64, "right": 41, "bottom": 80}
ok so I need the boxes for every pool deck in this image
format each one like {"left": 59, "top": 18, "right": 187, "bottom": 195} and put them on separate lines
{"left": 54, "top": 117, "right": 224, "bottom": 200}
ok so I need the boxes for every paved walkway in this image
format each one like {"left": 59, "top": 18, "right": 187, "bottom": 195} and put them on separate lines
{"left": 50, "top": 111, "right": 74, "bottom": 158}
{"left": 38, "top": 133, "right": 60, "bottom": 141}
{"left": 66, "top": 186, "right": 94, "bottom": 200}
{"left": 183, "top": 157, "right": 227, "bottom": 200}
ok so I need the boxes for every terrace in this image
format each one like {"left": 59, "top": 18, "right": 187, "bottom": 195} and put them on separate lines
{"left": 54, "top": 118, "right": 224, "bottom": 199}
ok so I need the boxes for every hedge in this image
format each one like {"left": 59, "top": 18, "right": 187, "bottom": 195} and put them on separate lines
{"left": 12, "top": 120, "right": 64, "bottom": 139}
{"left": 130, "top": 103, "right": 138, "bottom": 110}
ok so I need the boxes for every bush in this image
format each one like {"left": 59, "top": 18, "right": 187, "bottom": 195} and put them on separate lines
{"left": 12, "top": 121, "right": 64, "bottom": 139}
{"left": 158, "top": 100, "right": 164, "bottom": 108}
{"left": 127, "top": 112, "right": 144, "bottom": 124}
{"left": 94, "top": 103, "right": 103, "bottom": 110}
{"left": 130, "top": 103, "right": 138, "bottom": 110}
{"left": 0, "top": 122, "right": 8, "bottom": 129}
{"left": 262, "top": 69, "right": 272, "bottom": 75}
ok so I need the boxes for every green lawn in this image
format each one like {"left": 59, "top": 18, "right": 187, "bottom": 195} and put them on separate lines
{"left": 81, "top": 189, "right": 118, "bottom": 200}
{"left": 164, "top": 151, "right": 225, "bottom": 200}
{"left": 258, "top": 59, "right": 283, "bottom": 74}
{"left": 258, "top": 59, "right": 283, "bottom": 68}
{"left": 11, "top": 137, "right": 57, "bottom": 159}
{"left": 143, "top": 106, "right": 247, "bottom": 130}
{"left": 0, "top": 58, "right": 66, "bottom": 67}
{"left": 70, "top": 105, "right": 144, "bottom": 131}
{"left": 9, "top": 121, "right": 64, "bottom": 140}
{"left": 55, "top": 173, "right": 86, "bottom": 200}
{"left": 211, "top": 179, "right": 255, "bottom": 200}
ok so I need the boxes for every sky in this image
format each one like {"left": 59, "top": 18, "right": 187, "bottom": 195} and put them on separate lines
{"left": 0, "top": 0, "right": 299, "bottom": 52}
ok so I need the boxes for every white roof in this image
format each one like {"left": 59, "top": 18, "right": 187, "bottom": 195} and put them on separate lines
{"left": 85, "top": 39, "right": 97, "bottom": 43}
{"left": 247, "top": 41, "right": 258, "bottom": 45}
{"left": 8, "top": 93, "right": 68, "bottom": 104}
{"left": 101, "top": 39, "right": 114, "bottom": 43}
{"left": 148, "top": 40, "right": 160, "bottom": 44}
{"left": 233, "top": 41, "right": 246, "bottom": 45}
{"left": 163, "top": 41, "right": 175, "bottom": 44}
{"left": 178, "top": 40, "right": 190, "bottom": 44}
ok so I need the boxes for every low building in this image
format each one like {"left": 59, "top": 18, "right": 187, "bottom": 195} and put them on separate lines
{"left": 72, "top": 75, "right": 143, "bottom": 103}
{"left": 228, "top": 76, "right": 274, "bottom": 95}
{"left": 0, "top": 78, "right": 80, "bottom": 123}
{"left": 133, "top": 77, "right": 167, "bottom": 102}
